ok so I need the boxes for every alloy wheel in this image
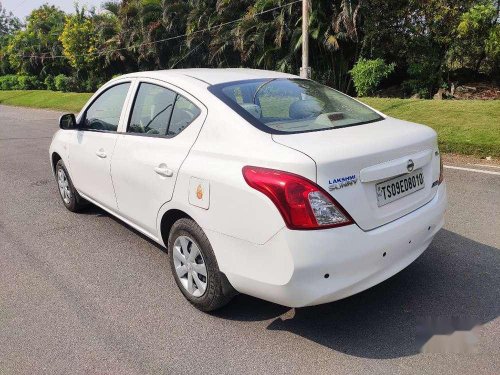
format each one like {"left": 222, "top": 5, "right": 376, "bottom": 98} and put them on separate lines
{"left": 172, "top": 235, "right": 208, "bottom": 297}
{"left": 57, "top": 168, "right": 71, "bottom": 205}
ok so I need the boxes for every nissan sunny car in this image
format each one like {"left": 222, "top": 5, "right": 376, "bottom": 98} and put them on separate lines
{"left": 50, "top": 68, "right": 447, "bottom": 311}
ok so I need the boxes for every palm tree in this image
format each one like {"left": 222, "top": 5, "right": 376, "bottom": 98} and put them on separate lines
{"left": 322, "top": 0, "right": 363, "bottom": 91}
{"left": 234, "top": 0, "right": 302, "bottom": 71}
{"left": 328, "top": 0, "right": 362, "bottom": 49}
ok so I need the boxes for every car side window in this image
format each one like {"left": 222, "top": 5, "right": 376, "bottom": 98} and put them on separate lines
{"left": 128, "top": 83, "right": 176, "bottom": 136}
{"left": 83, "top": 83, "right": 131, "bottom": 131}
{"left": 168, "top": 95, "right": 201, "bottom": 136}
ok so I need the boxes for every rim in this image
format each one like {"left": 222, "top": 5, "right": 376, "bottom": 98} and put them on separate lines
{"left": 57, "top": 168, "right": 71, "bottom": 205}
{"left": 173, "top": 235, "right": 208, "bottom": 297}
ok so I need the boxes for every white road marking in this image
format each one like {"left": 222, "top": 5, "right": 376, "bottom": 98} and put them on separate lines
{"left": 444, "top": 165, "right": 500, "bottom": 176}
{"left": 468, "top": 163, "right": 500, "bottom": 169}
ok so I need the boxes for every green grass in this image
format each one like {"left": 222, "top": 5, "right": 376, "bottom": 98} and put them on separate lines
{"left": 0, "top": 90, "right": 498, "bottom": 156}
{"left": 0, "top": 90, "right": 92, "bottom": 113}
{"left": 360, "top": 98, "right": 500, "bottom": 157}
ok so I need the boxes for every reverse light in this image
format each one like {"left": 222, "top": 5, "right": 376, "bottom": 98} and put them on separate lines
{"left": 242, "top": 166, "right": 353, "bottom": 230}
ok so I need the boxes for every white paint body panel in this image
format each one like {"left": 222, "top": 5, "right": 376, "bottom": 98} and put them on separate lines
{"left": 111, "top": 79, "right": 207, "bottom": 233}
{"left": 188, "top": 177, "right": 210, "bottom": 209}
{"left": 68, "top": 131, "right": 119, "bottom": 210}
{"left": 359, "top": 149, "right": 432, "bottom": 182}
{"left": 49, "top": 68, "right": 447, "bottom": 308}
{"left": 273, "top": 118, "right": 441, "bottom": 230}
{"left": 207, "top": 183, "right": 446, "bottom": 307}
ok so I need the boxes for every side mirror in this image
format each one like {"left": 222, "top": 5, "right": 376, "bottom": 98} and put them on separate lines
{"left": 59, "top": 113, "right": 77, "bottom": 130}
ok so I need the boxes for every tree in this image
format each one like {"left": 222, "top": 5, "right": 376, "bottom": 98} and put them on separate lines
{"left": 234, "top": 1, "right": 301, "bottom": 72}
{"left": 0, "top": 0, "right": 498, "bottom": 95}
{"left": 362, "top": 0, "right": 477, "bottom": 97}
{"left": 160, "top": 0, "right": 193, "bottom": 68}
{"left": 184, "top": 0, "right": 252, "bottom": 69}
{"left": 0, "top": 3, "right": 21, "bottom": 74}
{"left": 59, "top": 6, "right": 103, "bottom": 90}
{"left": 0, "top": 2, "right": 21, "bottom": 37}
{"left": 450, "top": 1, "right": 500, "bottom": 75}
{"left": 94, "top": 1, "right": 126, "bottom": 71}
{"left": 6, "top": 5, "right": 67, "bottom": 78}
{"left": 321, "top": 0, "right": 363, "bottom": 91}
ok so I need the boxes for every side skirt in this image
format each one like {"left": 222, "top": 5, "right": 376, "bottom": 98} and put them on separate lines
{"left": 78, "top": 191, "right": 165, "bottom": 247}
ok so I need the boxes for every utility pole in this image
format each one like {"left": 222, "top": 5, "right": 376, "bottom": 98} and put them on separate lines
{"left": 300, "top": 0, "right": 310, "bottom": 78}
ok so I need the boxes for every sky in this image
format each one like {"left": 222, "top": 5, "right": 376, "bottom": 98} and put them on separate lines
{"left": 1, "top": 0, "right": 104, "bottom": 20}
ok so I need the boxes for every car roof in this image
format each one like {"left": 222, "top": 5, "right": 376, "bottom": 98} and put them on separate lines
{"left": 120, "top": 68, "right": 298, "bottom": 86}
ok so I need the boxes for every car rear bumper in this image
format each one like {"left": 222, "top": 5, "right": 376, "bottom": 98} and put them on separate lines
{"left": 206, "top": 183, "right": 447, "bottom": 307}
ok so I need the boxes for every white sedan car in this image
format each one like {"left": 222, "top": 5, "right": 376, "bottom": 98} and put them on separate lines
{"left": 50, "top": 68, "right": 447, "bottom": 311}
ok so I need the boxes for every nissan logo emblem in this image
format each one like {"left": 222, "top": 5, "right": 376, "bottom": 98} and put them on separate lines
{"left": 407, "top": 159, "right": 415, "bottom": 172}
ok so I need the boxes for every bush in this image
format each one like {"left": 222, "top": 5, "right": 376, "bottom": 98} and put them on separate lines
{"left": 350, "top": 58, "right": 396, "bottom": 97}
{"left": 16, "top": 75, "right": 42, "bottom": 90}
{"left": 402, "top": 60, "right": 443, "bottom": 98}
{"left": 83, "top": 76, "right": 103, "bottom": 92}
{"left": 54, "top": 74, "right": 75, "bottom": 92}
{"left": 401, "top": 80, "right": 430, "bottom": 99}
{"left": 44, "top": 75, "right": 56, "bottom": 90}
{"left": 0, "top": 75, "right": 19, "bottom": 90}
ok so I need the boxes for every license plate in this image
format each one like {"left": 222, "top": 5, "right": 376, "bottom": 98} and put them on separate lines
{"left": 376, "top": 168, "right": 424, "bottom": 207}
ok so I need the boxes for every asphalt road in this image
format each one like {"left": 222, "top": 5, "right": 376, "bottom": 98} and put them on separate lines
{"left": 0, "top": 105, "right": 499, "bottom": 375}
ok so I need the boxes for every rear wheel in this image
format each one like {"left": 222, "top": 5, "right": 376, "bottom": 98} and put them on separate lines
{"left": 168, "top": 218, "right": 235, "bottom": 311}
{"left": 55, "top": 159, "right": 87, "bottom": 212}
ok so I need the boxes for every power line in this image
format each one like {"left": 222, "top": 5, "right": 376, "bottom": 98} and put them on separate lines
{"left": 170, "top": 41, "right": 204, "bottom": 69}
{"left": 18, "top": 0, "right": 302, "bottom": 60}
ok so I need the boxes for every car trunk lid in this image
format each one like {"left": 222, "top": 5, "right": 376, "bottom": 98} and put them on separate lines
{"left": 272, "top": 117, "right": 441, "bottom": 231}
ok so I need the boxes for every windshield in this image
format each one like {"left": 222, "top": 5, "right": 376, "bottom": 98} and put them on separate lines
{"left": 209, "top": 78, "right": 383, "bottom": 134}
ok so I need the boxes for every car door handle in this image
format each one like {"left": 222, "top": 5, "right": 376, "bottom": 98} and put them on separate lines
{"left": 95, "top": 149, "right": 107, "bottom": 158}
{"left": 154, "top": 165, "right": 173, "bottom": 177}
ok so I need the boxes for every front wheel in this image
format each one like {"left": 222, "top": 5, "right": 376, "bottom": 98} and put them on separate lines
{"left": 168, "top": 218, "right": 236, "bottom": 311}
{"left": 55, "top": 159, "right": 87, "bottom": 212}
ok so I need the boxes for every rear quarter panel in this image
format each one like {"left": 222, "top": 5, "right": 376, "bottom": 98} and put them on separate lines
{"left": 157, "top": 97, "right": 317, "bottom": 245}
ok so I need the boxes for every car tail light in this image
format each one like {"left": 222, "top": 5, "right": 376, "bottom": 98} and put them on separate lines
{"left": 438, "top": 155, "right": 444, "bottom": 184}
{"left": 242, "top": 166, "right": 354, "bottom": 230}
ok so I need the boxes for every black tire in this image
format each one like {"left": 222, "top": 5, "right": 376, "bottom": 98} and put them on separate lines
{"left": 168, "top": 218, "right": 236, "bottom": 311}
{"left": 55, "top": 159, "right": 87, "bottom": 212}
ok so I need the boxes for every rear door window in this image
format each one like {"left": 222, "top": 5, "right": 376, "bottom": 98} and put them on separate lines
{"left": 168, "top": 95, "right": 201, "bottom": 136}
{"left": 128, "top": 83, "right": 176, "bottom": 136}
{"left": 128, "top": 82, "right": 201, "bottom": 137}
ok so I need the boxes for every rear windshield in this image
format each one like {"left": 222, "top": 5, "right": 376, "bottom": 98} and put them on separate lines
{"left": 208, "top": 78, "right": 383, "bottom": 134}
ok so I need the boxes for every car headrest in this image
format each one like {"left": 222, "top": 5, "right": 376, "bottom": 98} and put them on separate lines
{"left": 289, "top": 99, "right": 322, "bottom": 119}
{"left": 240, "top": 103, "right": 262, "bottom": 119}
